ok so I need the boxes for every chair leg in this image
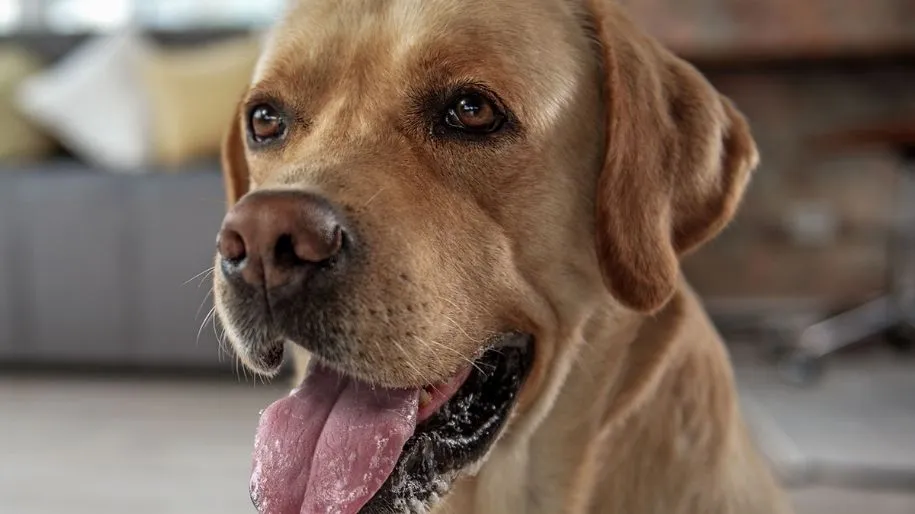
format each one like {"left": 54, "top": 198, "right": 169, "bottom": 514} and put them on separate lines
{"left": 889, "top": 154, "right": 915, "bottom": 332}
{"left": 794, "top": 296, "right": 897, "bottom": 358}
{"left": 777, "top": 151, "right": 915, "bottom": 385}
{"left": 778, "top": 297, "right": 897, "bottom": 386}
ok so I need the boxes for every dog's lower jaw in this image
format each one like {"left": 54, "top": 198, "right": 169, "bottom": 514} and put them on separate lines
{"left": 249, "top": 335, "right": 534, "bottom": 514}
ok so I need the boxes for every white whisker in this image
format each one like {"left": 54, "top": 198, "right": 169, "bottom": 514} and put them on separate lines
{"left": 195, "top": 288, "right": 214, "bottom": 323}
{"left": 183, "top": 266, "right": 215, "bottom": 287}
{"left": 361, "top": 187, "right": 387, "bottom": 209}
{"left": 407, "top": 334, "right": 447, "bottom": 374}
{"left": 418, "top": 336, "right": 486, "bottom": 376}
{"left": 391, "top": 338, "right": 436, "bottom": 390}
{"left": 197, "top": 305, "right": 217, "bottom": 347}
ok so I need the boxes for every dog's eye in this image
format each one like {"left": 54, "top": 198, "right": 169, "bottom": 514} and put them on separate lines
{"left": 444, "top": 93, "right": 504, "bottom": 134}
{"left": 249, "top": 104, "right": 286, "bottom": 143}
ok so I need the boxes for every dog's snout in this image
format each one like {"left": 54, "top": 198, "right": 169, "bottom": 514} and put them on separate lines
{"left": 217, "top": 190, "right": 346, "bottom": 290}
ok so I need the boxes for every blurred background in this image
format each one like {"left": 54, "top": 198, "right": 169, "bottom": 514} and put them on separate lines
{"left": 0, "top": 1, "right": 913, "bottom": 513}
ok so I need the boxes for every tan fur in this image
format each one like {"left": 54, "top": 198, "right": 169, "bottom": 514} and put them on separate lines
{"left": 214, "top": 0, "right": 792, "bottom": 512}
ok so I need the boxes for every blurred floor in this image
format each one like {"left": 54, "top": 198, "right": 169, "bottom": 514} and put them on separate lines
{"left": 1, "top": 343, "right": 914, "bottom": 514}
{"left": 734, "top": 340, "right": 915, "bottom": 513}
{"left": 0, "top": 374, "right": 283, "bottom": 514}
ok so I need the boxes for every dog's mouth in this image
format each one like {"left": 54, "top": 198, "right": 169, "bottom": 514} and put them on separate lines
{"left": 250, "top": 333, "right": 534, "bottom": 514}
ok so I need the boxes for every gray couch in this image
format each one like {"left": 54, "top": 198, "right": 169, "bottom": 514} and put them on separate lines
{"left": 0, "top": 31, "right": 248, "bottom": 369}
{"left": 0, "top": 161, "right": 227, "bottom": 368}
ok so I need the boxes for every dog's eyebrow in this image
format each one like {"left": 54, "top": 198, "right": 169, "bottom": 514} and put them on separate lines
{"left": 244, "top": 87, "right": 283, "bottom": 107}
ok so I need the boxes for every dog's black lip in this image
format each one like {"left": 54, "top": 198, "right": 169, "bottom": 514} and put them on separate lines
{"left": 360, "top": 332, "right": 535, "bottom": 513}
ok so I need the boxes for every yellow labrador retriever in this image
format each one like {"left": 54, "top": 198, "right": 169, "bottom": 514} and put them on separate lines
{"left": 213, "top": 0, "right": 793, "bottom": 512}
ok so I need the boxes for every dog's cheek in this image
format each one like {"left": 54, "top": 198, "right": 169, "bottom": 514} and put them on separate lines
{"left": 366, "top": 296, "right": 475, "bottom": 384}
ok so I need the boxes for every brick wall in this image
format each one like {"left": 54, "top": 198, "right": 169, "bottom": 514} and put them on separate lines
{"left": 620, "top": 1, "right": 915, "bottom": 305}
{"left": 686, "top": 65, "right": 915, "bottom": 303}
{"left": 620, "top": 0, "right": 915, "bottom": 58}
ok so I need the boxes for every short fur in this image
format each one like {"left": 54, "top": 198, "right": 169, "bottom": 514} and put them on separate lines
{"left": 215, "top": 0, "right": 793, "bottom": 512}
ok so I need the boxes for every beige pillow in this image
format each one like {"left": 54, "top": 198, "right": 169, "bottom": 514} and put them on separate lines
{"left": 0, "top": 47, "right": 55, "bottom": 162}
{"left": 140, "top": 36, "right": 262, "bottom": 168}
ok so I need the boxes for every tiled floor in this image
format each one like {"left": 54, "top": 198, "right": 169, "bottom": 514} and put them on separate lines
{"left": 1, "top": 343, "right": 913, "bottom": 514}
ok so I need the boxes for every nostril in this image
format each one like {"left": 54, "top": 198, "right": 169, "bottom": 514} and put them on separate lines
{"left": 217, "top": 229, "right": 247, "bottom": 264}
{"left": 279, "top": 225, "right": 345, "bottom": 265}
{"left": 274, "top": 234, "right": 299, "bottom": 268}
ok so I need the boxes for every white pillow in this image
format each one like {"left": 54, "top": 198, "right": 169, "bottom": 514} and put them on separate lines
{"left": 16, "top": 30, "right": 154, "bottom": 173}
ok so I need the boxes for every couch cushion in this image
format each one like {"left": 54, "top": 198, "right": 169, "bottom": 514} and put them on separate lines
{"left": 0, "top": 46, "right": 55, "bottom": 163}
{"left": 140, "top": 36, "right": 261, "bottom": 168}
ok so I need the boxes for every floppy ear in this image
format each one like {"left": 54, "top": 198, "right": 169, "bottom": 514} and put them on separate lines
{"left": 586, "top": 3, "right": 759, "bottom": 313}
{"left": 221, "top": 101, "right": 251, "bottom": 207}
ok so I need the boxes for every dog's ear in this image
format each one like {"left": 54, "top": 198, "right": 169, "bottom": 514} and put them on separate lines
{"left": 587, "top": 3, "right": 758, "bottom": 313}
{"left": 221, "top": 101, "right": 251, "bottom": 207}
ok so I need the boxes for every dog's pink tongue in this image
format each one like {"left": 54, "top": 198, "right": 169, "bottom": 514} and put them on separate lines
{"left": 251, "top": 365, "right": 419, "bottom": 514}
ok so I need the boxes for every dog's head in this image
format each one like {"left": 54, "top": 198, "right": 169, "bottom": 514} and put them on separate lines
{"left": 213, "top": 0, "right": 757, "bottom": 511}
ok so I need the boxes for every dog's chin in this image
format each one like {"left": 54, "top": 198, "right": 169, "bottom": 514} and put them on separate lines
{"left": 248, "top": 332, "right": 535, "bottom": 514}
{"left": 231, "top": 339, "right": 286, "bottom": 377}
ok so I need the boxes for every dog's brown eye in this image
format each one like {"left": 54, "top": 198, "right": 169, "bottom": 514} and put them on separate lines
{"left": 249, "top": 104, "right": 286, "bottom": 143}
{"left": 445, "top": 93, "right": 504, "bottom": 133}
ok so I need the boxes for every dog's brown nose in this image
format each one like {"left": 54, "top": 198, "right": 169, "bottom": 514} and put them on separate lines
{"left": 217, "top": 190, "right": 345, "bottom": 290}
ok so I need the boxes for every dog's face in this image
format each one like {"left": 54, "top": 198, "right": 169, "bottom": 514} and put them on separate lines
{"left": 218, "top": 0, "right": 601, "bottom": 384}
{"left": 213, "top": 0, "right": 758, "bottom": 512}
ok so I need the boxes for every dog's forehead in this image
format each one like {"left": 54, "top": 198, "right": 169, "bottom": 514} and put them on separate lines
{"left": 272, "top": 0, "right": 564, "bottom": 40}
{"left": 252, "top": 0, "right": 587, "bottom": 131}
{"left": 261, "top": 0, "right": 565, "bottom": 69}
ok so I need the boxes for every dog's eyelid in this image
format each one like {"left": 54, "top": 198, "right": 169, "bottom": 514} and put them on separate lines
{"left": 243, "top": 92, "right": 296, "bottom": 120}
{"left": 448, "top": 83, "right": 508, "bottom": 111}
{"left": 243, "top": 87, "right": 283, "bottom": 109}
{"left": 243, "top": 97, "right": 283, "bottom": 118}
